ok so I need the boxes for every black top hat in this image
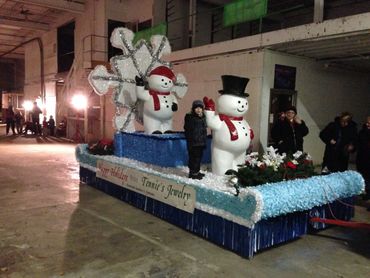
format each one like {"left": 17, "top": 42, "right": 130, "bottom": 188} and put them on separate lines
{"left": 219, "top": 75, "right": 250, "bottom": 97}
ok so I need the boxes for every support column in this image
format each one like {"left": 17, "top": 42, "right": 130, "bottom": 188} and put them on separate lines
{"left": 314, "top": 0, "right": 324, "bottom": 23}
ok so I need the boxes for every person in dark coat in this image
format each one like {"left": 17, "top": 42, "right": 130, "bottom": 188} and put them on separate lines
{"left": 14, "top": 110, "right": 24, "bottom": 134}
{"left": 184, "top": 100, "right": 207, "bottom": 179}
{"left": 31, "top": 101, "right": 42, "bottom": 135}
{"left": 5, "top": 104, "right": 16, "bottom": 135}
{"left": 48, "top": 115, "right": 56, "bottom": 136}
{"left": 319, "top": 112, "right": 357, "bottom": 173}
{"left": 271, "top": 106, "right": 309, "bottom": 155}
{"left": 356, "top": 116, "right": 370, "bottom": 200}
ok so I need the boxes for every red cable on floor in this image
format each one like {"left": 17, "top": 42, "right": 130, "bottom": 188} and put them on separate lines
{"left": 310, "top": 217, "right": 370, "bottom": 230}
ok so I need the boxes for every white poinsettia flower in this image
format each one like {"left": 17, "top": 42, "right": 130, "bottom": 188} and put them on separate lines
{"left": 250, "top": 159, "right": 259, "bottom": 167}
{"left": 293, "top": 151, "right": 303, "bottom": 159}
{"left": 266, "top": 146, "right": 277, "bottom": 154}
{"left": 246, "top": 155, "right": 259, "bottom": 167}
{"left": 263, "top": 158, "right": 272, "bottom": 166}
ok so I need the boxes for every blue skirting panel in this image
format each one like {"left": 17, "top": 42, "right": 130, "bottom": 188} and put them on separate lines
{"left": 114, "top": 132, "right": 212, "bottom": 167}
{"left": 80, "top": 167, "right": 355, "bottom": 258}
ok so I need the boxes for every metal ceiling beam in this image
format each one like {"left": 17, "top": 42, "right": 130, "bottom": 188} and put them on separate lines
{"left": 271, "top": 34, "right": 370, "bottom": 52}
{"left": 0, "top": 36, "right": 25, "bottom": 43}
{"left": 282, "top": 39, "right": 370, "bottom": 54}
{"left": 0, "top": 52, "right": 24, "bottom": 59}
{"left": 318, "top": 54, "right": 370, "bottom": 62}
{"left": 0, "top": 42, "right": 23, "bottom": 47}
{"left": 15, "top": 0, "right": 85, "bottom": 14}
{"left": 290, "top": 44, "right": 370, "bottom": 56}
{"left": 0, "top": 17, "right": 49, "bottom": 31}
{"left": 0, "top": 32, "right": 26, "bottom": 39}
{"left": 312, "top": 48, "right": 370, "bottom": 58}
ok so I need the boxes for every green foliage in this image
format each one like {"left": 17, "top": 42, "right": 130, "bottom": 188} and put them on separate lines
{"left": 231, "top": 151, "right": 317, "bottom": 188}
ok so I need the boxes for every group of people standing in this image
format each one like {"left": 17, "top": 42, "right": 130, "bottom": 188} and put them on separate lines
{"left": 5, "top": 105, "right": 24, "bottom": 135}
{"left": 271, "top": 106, "right": 369, "bottom": 199}
{"left": 183, "top": 100, "right": 369, "bottom": 194}
{"left": 4, "top": 102, "right": 55, "bottom": 136}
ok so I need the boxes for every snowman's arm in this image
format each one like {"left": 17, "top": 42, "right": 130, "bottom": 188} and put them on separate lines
{"left": 204, "top": 110, "right": 222, "bottom": 130}
{"left": 136, "top": 86, "right": 150, "bottom": 101}
{"left": 245, "top": 122, "right": 254, "bottom": 140}
{"left": 171, "top": 94, "right": 178, "bottom": 104}
{"left": 171, "top": 94, "right": 178, "bottom": 111}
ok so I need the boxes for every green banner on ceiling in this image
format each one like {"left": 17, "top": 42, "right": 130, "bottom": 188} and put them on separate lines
{"left": 223, "top": 0, "right": 268, "bottom": 27}
{"left": 133, "top": 22, "right": 167, "bottom": 44}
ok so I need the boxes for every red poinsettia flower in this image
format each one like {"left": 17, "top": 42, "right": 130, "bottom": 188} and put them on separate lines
{"left": 99, "top": 138, "right": 113, "bottom": 146}
{"left": 286, "top": 161, "right": 297, "bottom": 169}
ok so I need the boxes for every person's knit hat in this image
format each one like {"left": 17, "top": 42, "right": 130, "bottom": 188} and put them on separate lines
{"left": 192, "top": 99, "right": 204, "bottom": 109}
{"left": 285, "top": 105, "right": 297, "bottom": 114}
{"left": 149, "top": 66, "right": 176, "bottom": 82}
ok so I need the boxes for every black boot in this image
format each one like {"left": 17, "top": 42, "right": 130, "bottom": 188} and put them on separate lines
{"left": 189, "top": 172, "right": 203, "bottom": 180}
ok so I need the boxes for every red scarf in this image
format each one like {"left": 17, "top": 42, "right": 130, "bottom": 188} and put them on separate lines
{"left": 149, "top": 90, "right": 170, "bottom": 111}
{"left": 219, "top": 114, "right": 243, "bottom": 141}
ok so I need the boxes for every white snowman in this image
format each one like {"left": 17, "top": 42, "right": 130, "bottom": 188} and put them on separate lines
{"left": 136, "top": 66, "right": 181, "bottom": 134}
{"left": 203, "top": 75, "right": 254, "bottom": 176}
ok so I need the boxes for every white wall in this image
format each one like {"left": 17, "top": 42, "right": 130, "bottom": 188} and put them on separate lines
{"left": 262, "top": 50, "right": 370, "bottom": 164}
{"left": 107, "top": 0, "right": 153, "bottom": 23}
{"left": 170, "top": 50, "right": 264, "bottom": 151}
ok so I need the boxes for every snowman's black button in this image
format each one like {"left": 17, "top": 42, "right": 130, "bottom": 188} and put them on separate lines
{"left": 166, "top": 105, "right": 169, "bottom": 108}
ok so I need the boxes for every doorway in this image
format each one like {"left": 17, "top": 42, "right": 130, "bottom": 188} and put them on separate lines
{"left": 268, "top": 89, "right": 297, "bottom": 146}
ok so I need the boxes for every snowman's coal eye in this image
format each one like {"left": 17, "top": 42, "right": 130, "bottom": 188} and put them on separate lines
{"left": 238, "top": 101, "right": 241, "bottom": 104}
{"left": 162, "top": 79, "right": 164, "bottom": 81}
{"left": 169, "top": 80, "right": 172, "bottom": 83}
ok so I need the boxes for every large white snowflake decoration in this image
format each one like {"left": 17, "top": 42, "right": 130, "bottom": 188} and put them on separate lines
{"left": 88, "top": 27, "right": 188, "bottom": 132}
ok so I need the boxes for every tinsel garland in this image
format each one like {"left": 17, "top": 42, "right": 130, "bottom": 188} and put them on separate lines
{"left": 75, "top": 144, "right": 364, "bottom": 226}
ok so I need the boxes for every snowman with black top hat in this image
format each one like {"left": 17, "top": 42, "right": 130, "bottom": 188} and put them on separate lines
{"left": 203, "top": 75, "right": 254, "bottom": 176}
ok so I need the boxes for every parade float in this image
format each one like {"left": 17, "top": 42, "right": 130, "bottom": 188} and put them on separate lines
{"left": 76, "top": 28, "right": 364, "bottom": 258}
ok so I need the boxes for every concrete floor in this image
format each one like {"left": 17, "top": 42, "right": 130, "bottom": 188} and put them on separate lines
{"left": 0, "top": 127, "right": 369, "bottom": 278}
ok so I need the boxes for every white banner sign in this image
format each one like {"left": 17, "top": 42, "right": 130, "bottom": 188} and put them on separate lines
{"left": 96, "top": 160, "right": 196, "bottom": 213}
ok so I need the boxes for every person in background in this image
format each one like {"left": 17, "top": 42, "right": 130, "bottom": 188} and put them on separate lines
{"left": 356, "top": 116, "right": 370, "bottom": 201}
{"left": 14, "top": 110, "right": 24, "bottom": 135}
{"left": 319, "top": 112, "right": 357, "bottom": 173}
{"left": 48, "top": 115, "right": 55, "bottom": 136}
{"left": 184, "top": 100, "right": 207, "bottom": 179}
{"left": 271, "top": 106, "right": 309, "bottom": 155}
{"left": 31, "top": 102, "right": 42, "bottom": 135}
{"left": 5, "top": 104, "right": 16, "bottom": 135}
{"left": 56, "top": 117, "right": 67, "bottom": 137}
{"left": 42, "top": 116, "right": 48, "bottom": 136}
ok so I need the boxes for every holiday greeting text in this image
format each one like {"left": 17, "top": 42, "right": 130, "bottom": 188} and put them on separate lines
{"left": 96, "top": 160, "right": 196, "bottom": 213}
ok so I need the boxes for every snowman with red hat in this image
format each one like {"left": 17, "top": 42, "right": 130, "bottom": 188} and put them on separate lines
{"left": 203, "top": 75, "right": 254, "bottom": 176}
{"left": 136, "top": 66, "right": 187, "bottom": 134}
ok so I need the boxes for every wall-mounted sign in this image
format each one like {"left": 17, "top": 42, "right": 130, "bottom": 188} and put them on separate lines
{"left": 274, "top": 64, "right": 297, "bottom": 90}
